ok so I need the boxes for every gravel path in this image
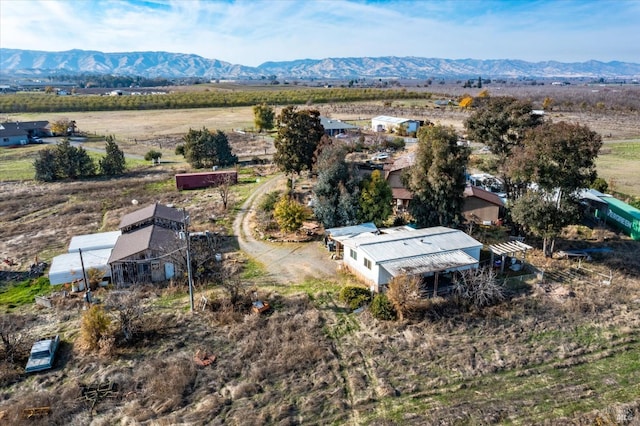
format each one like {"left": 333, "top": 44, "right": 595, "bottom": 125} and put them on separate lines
{"left": 232, "top": 175, "right": 338, "bottom": 284}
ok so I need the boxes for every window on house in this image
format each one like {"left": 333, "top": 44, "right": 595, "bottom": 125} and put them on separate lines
{"left": 364, "top": 258, "right": 372, "bottom": 269}
{"left": 350, "top": 249, "right": 357, "bottom": 260}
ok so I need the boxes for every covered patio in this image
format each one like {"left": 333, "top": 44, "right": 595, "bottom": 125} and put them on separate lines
{"left": 488, "top": 240, "right": 533, "bottom": 273}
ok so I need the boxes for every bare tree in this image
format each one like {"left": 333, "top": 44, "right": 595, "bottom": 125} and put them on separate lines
{"left": 0, "top": 314, "right": 28, "bottom": 364}
{"left": 216, "top": 173, "right": 235, "bottom": 211}
{"left": 105, "top": 290, "right": 145, "bottom": 344}
{"left": 452, "top": 267, "right": 504, "bottom": 309}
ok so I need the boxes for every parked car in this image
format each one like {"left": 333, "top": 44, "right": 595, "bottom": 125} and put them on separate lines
{"left": 25, "top": 335, "right": 60, "bottom": 373}
{"left": 371, "top": 152, "right": 389, "bottom": 161}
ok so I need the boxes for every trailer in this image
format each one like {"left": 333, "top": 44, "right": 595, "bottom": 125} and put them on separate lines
{"left": 175, "top": 171, "right": 238, "bottom": 190}
{"left": 601, "top": 197, "right": 640, "bottom": 240}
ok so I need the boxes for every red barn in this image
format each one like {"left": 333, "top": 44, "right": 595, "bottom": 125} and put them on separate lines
{"left": 175, "top": 171, "right": 238, "bottom": 190}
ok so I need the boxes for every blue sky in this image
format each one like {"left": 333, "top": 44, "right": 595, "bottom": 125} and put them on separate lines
{"left": 1, "top": 0, "right": 638, "bottom": 66}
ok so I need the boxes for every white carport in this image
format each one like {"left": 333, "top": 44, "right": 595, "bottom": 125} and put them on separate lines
{"left": 48, "top": 249, "right": 112, "bottom": 286}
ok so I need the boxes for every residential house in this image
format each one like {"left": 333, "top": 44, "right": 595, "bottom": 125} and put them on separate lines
{"left": 383, "top": 154, "right": 414, "bottom": 213}
{"left": 462, "top": 185, "right": 505, "bottom": 225}
{"left": 320, "top": 116, "right": 359, "bottom": 137}
{"left": 0, "top": 121, "right": 50, "bottom": 147}
{"left": 118, "top": 203, "right": 185, "bottom": 233}
{"left": 109, "top": 203, "right": 186, "bottom": 286}
{"left": 333, "top": 226, "right": 482, "bottom": 292}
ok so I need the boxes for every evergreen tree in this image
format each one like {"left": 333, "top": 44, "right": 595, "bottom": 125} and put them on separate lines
{"left": 273, "top": 106, "right": 324, "bottom": 176}
{"left": 510, "top": 121, "right": 602, "bottom": 256}
{"left": 99, "top": 136, "right": 126, "bottom": 176}
{"left": 464, "top": 96, "right": 543, "bottom": 200}
{"left": 359, "top": 169, "right": 393, "bottom": 226}
{"left": 211, "top": 130, "right": 238, "bottom": 167}
{"left": 55, "top": 139, "right": 95, "bottom": 179}
{"left": 312, "top": 144, "right": 360, "bottom": 228}
{"left": 34, "top": 148, "right": 58, "bottom": 182}
{"left": 404, "top": 125, "right": 469, "bottom": 228}
{"left": 180, "top": 127, "right": 236, "bottom": 169}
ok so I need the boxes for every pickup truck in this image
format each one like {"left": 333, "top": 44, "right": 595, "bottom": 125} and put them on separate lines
{"left": 25, "top": 335, "right": 60, "bottom": 373}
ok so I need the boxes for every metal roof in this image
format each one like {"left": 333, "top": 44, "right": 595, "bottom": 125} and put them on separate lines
{"left": 326, "top": 222, "right": 378, "bottom": 238}
{"left": 381, "top": 250, "right": 478, "bottom": 276}
{"left": 319, "top": 116, "right": 358, "bottom": 131}
{"left": 108, "top": 225, "right": 180, "bottom": 263}
{"left": 489, "top": 240, "right": 533, "bottom": 256}
{"left": 601, "top": 197, "right": 640, "bottom": 219}
{"left": 372, "top": 115, "right": 414, "bottom": 124}
{"left": 342, "top": 226, "right": 482, "bottom": 263}
{"left": 68, "top": 231, "right": 121, "bottom": 253}
{"left": 464, "top": 185, "right": 505, "bottom": 206}
{"left": 118, "top": 203, "right": 184, "bottom": 230}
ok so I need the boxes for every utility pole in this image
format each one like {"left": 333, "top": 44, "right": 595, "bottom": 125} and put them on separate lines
{"left": 78, "top": 248, "right": 88, "bottom": 291}
{"left": 182, "top": 209, "right": 195, "bottom": 312}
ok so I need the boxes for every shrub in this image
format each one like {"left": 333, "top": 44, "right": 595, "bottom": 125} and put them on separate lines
{"left": 591, "top": 177, "right": 608, "bottom": 193}
{"left": 369, "top": 293, "right": 396, "bottom": 320}
{"left": 258, "top": 190, "right": 282, "bottom": 213}
{"left": 338, "top": 286, "right": 372, "bottom": 311}
{"left": 144, "top": 149, "right": 163, "bottom": 163}
{"left": 273, "top": 195, "right": 308, "bottom": 233}
{"left": 387, "top": 274, "right": 422, "bottom": 321}
{"left": 79, "top": 305, "right": 111, "bottom": 352}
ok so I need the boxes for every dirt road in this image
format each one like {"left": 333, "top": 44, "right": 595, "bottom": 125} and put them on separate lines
{"left": 232, "top": 175, "right": 338, "bottom": 284}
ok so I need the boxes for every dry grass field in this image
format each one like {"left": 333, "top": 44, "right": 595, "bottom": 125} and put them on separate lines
{"left": 1, "top": 87, "right": 640, "bottom": 424}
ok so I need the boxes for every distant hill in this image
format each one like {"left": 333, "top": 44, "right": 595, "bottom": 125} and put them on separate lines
{"left": 1, "top": 48, "right": 639, "bottom": 79}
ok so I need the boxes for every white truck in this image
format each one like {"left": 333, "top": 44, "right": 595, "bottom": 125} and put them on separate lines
{"left": 25, "top": 335, "right": 60, "bottom": 373}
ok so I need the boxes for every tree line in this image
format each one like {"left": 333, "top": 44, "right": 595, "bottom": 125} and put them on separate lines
{"left": 0, "top": 88, "right": 428, "bottom": 114}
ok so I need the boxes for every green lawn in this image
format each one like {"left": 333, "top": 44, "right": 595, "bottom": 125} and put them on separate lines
{"left": 0, "top": 144, "right": 151, "bottom": 181}
{"left": 0, "top": 276, "right": 52, "bottom": 312}
{"left": 0, "top": 145, "right": 44, "bottom": 180}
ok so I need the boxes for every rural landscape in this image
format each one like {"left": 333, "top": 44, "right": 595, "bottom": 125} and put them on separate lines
{"left": 1, "top": 73, "right": 639, "bottom": 426}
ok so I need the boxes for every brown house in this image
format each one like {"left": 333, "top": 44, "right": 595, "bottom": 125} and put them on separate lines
{"left": 384, "top": 154, "right": 415, "bottom": 213}
{"left": 462, "top": 185, "right": 505, "bottom": 225}
{"left": 109, "top": 204, "right": 186, "bottom": 286}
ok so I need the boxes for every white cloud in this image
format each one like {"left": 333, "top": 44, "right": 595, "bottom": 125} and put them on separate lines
{"left": 1, "top": 0, "right": 638, "bottom": 65}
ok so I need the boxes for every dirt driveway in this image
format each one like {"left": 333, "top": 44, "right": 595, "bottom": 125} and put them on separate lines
{"left": 232, "top": 175, "right": 339, "bottom": 284}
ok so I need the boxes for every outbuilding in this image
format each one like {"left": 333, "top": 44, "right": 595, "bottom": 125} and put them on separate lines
{"left": 175, "top": 171, "right": 238, "bottom": 190}
{"left": 49, "top": 249, "right": 112, "bottom": 287}
{"left": 371, "top": 116, "right": 421, "bottom": 134}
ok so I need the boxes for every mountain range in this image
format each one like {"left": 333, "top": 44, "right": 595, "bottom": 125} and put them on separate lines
{"left": 1, "top": 48, "right": 639, "bottom": 80}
